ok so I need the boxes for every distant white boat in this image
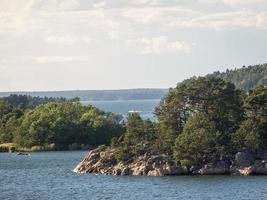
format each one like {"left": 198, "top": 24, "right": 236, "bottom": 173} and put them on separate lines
{"left": 128, "top": 110, "right": 143, "bottom": 113}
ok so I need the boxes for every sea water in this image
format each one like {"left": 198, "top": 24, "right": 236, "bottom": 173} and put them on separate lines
{"left": 0, "top": 151, "right": 266, "bottom": 200}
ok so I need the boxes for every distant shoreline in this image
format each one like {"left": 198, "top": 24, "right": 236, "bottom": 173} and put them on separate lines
{"left": 0, "top": 89, "right": 168, "bottom": 101}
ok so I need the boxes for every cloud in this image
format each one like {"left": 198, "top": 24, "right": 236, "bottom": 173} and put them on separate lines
{"left": 45, "top": 35, "right": 78, "bottom": 45}
{"left": 93, "top": 1, "right": 107, "bottom": 9}
{"left": 1, "top": 0, "right": 267, "bottom": 39}
{"left": 59, "top": 0, "right": 80, "bottom": 10}
{"left": 167, "top": 10, "right": 267, "bottom": 31}
{"left": 198, "top": 0, "right": 267, "bottom": 8}
{"left": 126, "top": 36, "right": 194, "bottom": 54}
{"left": 121, "top": 7, "right": 199, "bottom": 24}
{"left": 45, "top": 34, "right": 100, "bottom": 45}
{"left": 122, "top": 7, "right": 267, "bottom": 31}
{"left": 34, "top": 56, "right": 88, "bottom": 63}
{"left": 133, "top": 0, "right": 160, "bottom": 5}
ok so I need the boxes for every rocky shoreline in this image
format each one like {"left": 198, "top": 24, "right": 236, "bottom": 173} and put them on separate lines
{"left": 74, "top": 147, "right": 267, "bottom": 176}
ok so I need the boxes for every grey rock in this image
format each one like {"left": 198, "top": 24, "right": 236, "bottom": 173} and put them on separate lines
{"left": 235, "top": 152, "right": 255, "bottom": 167}
{"left": 253, "top": 160, "right": 267, "bottom": 174}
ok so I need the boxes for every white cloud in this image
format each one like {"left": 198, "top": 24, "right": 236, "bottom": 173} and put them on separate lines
{"left": 198, "top": 0, "right": 267, "bottom": 8}
{"left": 126, "top": 36, "right": 194, "bottom": 54}
{"left": 167, "top": 10, "right": 263, "bottom": 31}
{"left": 34, "top": 56, "right": 88, "bottom": 63}
{"left": 59, "top": 0, "right": 80, "bottom": 10}
{"left": 1, "top": 0, "right": 267, "bottom": 39}
{"left": 45, "top": 34, "right": 101, "bottom": 45}
{"left": 0, "top": 0, "right": 35, "bottom": 12}
{"left": 122, "top": 7, "right": 267, "bottom": 31}
{"left": 93, "top": 1, "right": 107, "bottom": 9}
{"left": 121, "top": 7, "right": 199, "bottom": 24}
{"left": 45, "top": 35, "right": 78, "bottom": 45}
{"left": 133, "top": 0, "right": 159, "bottom": 5}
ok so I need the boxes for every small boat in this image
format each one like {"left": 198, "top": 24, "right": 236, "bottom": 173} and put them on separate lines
{"left": 128, "top": 110, "right": 142, "bottom": 113}
{"left": 17, "top": 152, "right": 30, "bottom": 156}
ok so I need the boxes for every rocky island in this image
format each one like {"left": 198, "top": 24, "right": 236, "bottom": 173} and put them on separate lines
{"left": 74, "top": 77, "right": 267, "bottom": 176}
{"left": 74, "top": 147, "right": 267, "bottom": 176}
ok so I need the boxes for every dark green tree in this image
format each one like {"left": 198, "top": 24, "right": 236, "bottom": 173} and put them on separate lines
{"left": 155, "top": 77, "right": 243, "bottom": 154}
{"left": 233, "top": 85, "right": 267, "bottom": 151}
{"left": 174, "top": 112, "right": 218, "bottom": 167}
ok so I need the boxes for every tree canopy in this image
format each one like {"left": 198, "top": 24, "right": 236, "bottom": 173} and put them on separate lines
{"left": 0, "top": 96, "right": 124, "bottom": 150}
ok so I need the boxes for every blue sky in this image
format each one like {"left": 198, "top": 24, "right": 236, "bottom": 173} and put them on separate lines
{"left": 1, "top": 0, "right": 267, "bottom": 91}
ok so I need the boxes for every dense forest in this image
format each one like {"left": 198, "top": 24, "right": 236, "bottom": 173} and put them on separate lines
{"left": 208, "top": 63, "right": 267, "bottom": 91}
{"left": 182, "top": 63, "right": 267, "bottom": 92}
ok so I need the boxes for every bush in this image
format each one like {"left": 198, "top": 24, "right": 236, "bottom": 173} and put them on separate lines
{"left": 114, "top": 147, "right": 132, "bottom": 162}
{"left": 101, "top": 153, "right": 117, "bottom": 165}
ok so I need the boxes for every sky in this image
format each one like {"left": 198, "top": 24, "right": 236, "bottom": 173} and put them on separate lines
{"left": 1, "top": 0, "right": 267, "bottom": 91}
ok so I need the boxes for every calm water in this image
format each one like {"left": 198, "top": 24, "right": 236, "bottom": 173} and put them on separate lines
{"left": 0, "top": 151, "right": 267, "bottom": 200}
{"left": 81, "top": 99, "right": 160, "bottom": 120}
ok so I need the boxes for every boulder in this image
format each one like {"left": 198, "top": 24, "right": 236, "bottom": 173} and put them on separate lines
{"left": 198, "top": 160, "right": 230, "bottom": 175}
{"left": 147, "top": 169, "right": 161, "bottom": 176}
{"left": 132, "top": 163, "right": 148, "bottom": 176}
{"left": 253, "top": 160, "right": 267, "bottom": 175}
{"left": 121, "top": 167, "right": 131, "bottom": 175}
{"left": 235, "top": 152, "right": 255, "bottom": 167}
{"left": 238, "top": 167, "right": 254, "bottom": 176}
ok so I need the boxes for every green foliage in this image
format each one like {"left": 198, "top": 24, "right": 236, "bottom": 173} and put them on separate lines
{"left": 114, "top": 146, "right": 132, "bottom": 162}
{"left": 113, "top": 112, "right": 158, "bottom": 162}
{"left": 0, "top": 100, "right": 23, "bottom": 144}
{"left": 232, "top": 85, "right": 267, "bottom": 152}
{"left": 2, "top": 94, "right": 66, "bottom": 109}
{"left": 207, "top": 64, "right": 267, "bottom": 91}
{"left": 174, "top": 112, "right": 219, "bottom": 166}
{"left": 0, "top": 97, "right": 124, "bottom": 150}
{"left": 155, "top": 77, "right": 243, "bottom": 154}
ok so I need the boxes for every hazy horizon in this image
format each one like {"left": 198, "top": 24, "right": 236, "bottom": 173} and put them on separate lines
{"left": 2, "top": 63, "right": 264, "bottom": 92}
{"left": 1, "top": 0, "right": 267, "bottom": 91}
{"left": 1, "top": 88, "right": 168, "bottom": 93}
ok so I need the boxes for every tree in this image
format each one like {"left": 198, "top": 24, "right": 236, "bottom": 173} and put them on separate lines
{"left": 233, "top": 85, "right": 267, "bottom": 152}
{"left": 155, "top": 77, "right": 243, "bottom": 154}
{"left": 174, "top": 112, "right": 218, "bottom": 167}
{"left": 0, "top": 101, "right": 23, "bottom": 143}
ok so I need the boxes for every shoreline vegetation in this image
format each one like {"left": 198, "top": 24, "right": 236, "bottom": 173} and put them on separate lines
{"left": 0, "top": 96, "right": 125, "bottom": 152}
{"left": 1, "top": 64, "right": 267, "bottom": 176}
